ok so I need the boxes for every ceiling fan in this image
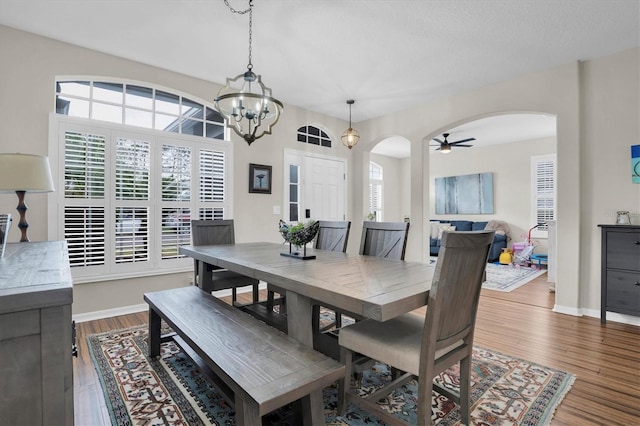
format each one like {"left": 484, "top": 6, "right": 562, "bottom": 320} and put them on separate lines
{"left": 430, "top": 133, "right": 475, "bottom": 153}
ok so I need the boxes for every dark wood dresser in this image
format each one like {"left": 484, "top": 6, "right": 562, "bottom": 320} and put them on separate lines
{"left": 598, "top": 225, "right": 640, "bottom": 324}
{"left": 0, "top": 241, "right": 74, "bottom": 425}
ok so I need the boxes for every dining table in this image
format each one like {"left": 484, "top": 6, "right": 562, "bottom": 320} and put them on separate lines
{"left": 179, "top": 241, "right": 436, "bottom": 421}
{"left": 180, "top": 242, "right": 435, "bottom": 343}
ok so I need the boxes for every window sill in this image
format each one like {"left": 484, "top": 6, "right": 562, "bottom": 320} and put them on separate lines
{"left": 72, "top": 266, "right": 192, "bottom": 285}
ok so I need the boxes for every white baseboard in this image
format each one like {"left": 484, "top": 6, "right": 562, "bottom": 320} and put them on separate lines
{"left": 548, "top": 305, "right": 640, "bottom": 327}
{"left": 72, "top": 282, "right": 268, "bottom": 323}
{"left": 581, "top": 308, "right": 640, "bottom": 327}
{"left": 73, "top": 303, "right": 148, "bottom": 323}
{"left": 552, "top": 304, "right": 582, "bottom": 316}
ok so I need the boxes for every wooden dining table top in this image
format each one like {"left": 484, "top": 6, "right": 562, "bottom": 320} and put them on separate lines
{"left": 180, "top": 242, "right": 435, "bottom": 322}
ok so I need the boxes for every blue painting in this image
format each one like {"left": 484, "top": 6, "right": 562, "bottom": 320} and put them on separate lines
{"left": 435, "top": 172, "right": 494, "bottom": 214}
{"left": 632, "top": 145, "right": 640, "bottom": 184}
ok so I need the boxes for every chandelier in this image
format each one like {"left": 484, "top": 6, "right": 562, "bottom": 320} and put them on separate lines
{"left": 214, "top": 0, "right": 283, "bottom": 145}
{"left": 341, "top": 100, "right": 360, "bottom": 149}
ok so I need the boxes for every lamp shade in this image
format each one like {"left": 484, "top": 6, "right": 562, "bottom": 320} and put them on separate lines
{"left": 0, "top": 153, "right": 55, "bottom": 193}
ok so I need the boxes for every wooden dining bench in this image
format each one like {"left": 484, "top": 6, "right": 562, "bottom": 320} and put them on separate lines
{"left": 144, "top": 286, "right": 344, "bottom": 425}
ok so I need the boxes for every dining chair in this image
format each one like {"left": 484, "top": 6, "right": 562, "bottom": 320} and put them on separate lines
{"left": 312, "top": 221, "right": 411, "bottom": 360}
{"left": 359, "top": 220, "right": 410, "bottom": 260}
{"left": 337, "top": 230, "right": 495, "bottom": 426}
{"left": 191, "top": 220, "right": 260, "bottom": 304}
{"left": 329, "top": 220, "right": 409, "bottom": 329}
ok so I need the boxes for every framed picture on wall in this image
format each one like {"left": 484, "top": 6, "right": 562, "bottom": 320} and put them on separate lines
{"left": 249, "top": 163, "right": 272, "bottom": 194}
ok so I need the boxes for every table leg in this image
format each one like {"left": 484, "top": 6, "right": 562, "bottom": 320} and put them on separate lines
{"left": 235, "top": 394, "right": 261, "bottom": 426}
{"left": 285, "top": 290, "right": 313, "bottom": 346}
{"left": 286, "top": 291, "right": 325, "bottom": 425}
{"left": 148, "top": 307, "right": 161, "bottom": 357}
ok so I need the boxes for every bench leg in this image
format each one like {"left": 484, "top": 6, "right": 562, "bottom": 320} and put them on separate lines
{"left": 301, "top": 391, "right": 325, "bottom": 426}
{"left": 148, "top": 307, "right": 161, "bottom": 358}
{"left": 252, "top": 283, "right": 260, "bottom": 304}
{"left": 235, "top": 395, "right": 261, "bottom": 426}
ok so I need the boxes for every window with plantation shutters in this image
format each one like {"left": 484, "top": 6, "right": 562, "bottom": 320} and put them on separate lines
{"left": 161, "top": 143, "right": 191, "bottom": 260}
{"left": 65, "top": 206, "right": 105, "bottom": 267}
{"left": 369, "top": 162, "right": 383, "bottom": 222}
{"left": 51, "top": 108, "right": 232, "bottom": 283}
{"left": 114, "top": 137, "right": 151, "bottom": 264}
{"left": 63, "top": 130, "right": 106, "bottom": 267}
{"left": 199, "top": 149, "right": 225, "bottom": 202}
{"left": 530, "top": 154, "right": 556, "bottom": 238}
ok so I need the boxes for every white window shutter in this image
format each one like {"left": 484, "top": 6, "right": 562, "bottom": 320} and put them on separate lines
{"left": 64, "top": 206, "right": 105, "bottom": 267}
{"left": 531, "top": 155, "right": 556, "bottom": 237}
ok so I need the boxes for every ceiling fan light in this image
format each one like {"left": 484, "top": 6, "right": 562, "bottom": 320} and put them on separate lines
{"left": 441, "top": 145, "right": 452, "bottom": 153}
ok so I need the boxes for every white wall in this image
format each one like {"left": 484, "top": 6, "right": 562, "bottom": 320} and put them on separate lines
{"left": 580, "top": 49, "right": 640, "bottom": 315}
{"left": 354, "top": 48, "right": 639, "bottom": 321}
{"left": 429, "top": 137, "right": 556, "bottom": 254}
{"left": 0, "top": 25, "right": 352, "bottom": 316}
{"left": 1, "top": 24, "right": 638, "bottom": 323}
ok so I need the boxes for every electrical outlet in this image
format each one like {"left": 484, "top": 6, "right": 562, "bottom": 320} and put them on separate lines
{"left": 273, "top": 205, "right": 281, "bottom": 215}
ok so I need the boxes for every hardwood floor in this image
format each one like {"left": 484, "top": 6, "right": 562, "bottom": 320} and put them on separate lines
{"left": 73, "top": 273, "right": 640, "bottom": 425}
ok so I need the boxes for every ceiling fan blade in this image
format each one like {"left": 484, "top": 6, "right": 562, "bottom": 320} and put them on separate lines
{"left": 433, "top": 138, "right": 444, "bottom": 144}
{"left": 449, "top": 138, "right": 475, "bottom": 145}
{"left": 453, "top": 144, "right": 473, "bottom": 147}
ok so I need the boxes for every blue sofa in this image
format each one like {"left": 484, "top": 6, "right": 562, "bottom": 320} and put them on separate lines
{"left": 429, "top": 220, "right": 508, "bottom": 262}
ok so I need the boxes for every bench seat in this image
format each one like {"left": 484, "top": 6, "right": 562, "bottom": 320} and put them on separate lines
{"left": 144, "top": 286, "right": 345, "bottom": 425}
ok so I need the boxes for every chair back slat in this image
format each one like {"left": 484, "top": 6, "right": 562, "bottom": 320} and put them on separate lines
{"left": 315, "top": 221, "right": 351, "bottom": 252}
{"left": 359, "top": 221, "right": 410, "bottom": 260}
{"left": 422, "top": 230, "right": 494, "bottom": 352}
{"left": 191, "top": 220, "right": 235, "bottom": 246}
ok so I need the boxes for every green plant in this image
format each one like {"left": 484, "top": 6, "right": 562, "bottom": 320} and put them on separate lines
{"left": 279, "top": 220, "right": 320, "bottom": 247}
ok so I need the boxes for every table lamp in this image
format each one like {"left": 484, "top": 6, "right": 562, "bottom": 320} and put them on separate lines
{"left": 0, "top": 153, "right": 55, "bottom": 242}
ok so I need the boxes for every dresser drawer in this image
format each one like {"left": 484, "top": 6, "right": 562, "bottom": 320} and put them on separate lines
{"left": 605, "top": 270, "right": 640, "bottom": 315}
{"left": 606, "top": 231, "right": 640, "bottom": 271}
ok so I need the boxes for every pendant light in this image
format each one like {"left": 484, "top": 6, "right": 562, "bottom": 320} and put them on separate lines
{"left": 214, "top": 0, "right": 283, "bottom": 145}
{"left": 341, "top": 99, "right": 360, "bottom": 149}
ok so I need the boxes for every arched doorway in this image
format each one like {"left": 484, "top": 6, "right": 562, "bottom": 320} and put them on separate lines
{"left": 426, "top": 113, "right": 557, "bottom": 308}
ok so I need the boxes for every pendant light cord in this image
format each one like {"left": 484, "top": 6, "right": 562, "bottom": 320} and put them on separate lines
{"left": 224, "top": 0, "right": 254, "bottom": 70}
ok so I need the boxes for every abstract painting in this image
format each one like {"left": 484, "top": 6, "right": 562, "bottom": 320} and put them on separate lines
{"left": 632, "top": 145, "right": 640, "bottom": 184}
{"left": 435, "top": 172, "right": 494, "bottom": 214}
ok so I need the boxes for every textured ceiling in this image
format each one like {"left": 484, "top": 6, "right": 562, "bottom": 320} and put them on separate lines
{"left": 0, "top": 0, "right": 638, "bottom": 125}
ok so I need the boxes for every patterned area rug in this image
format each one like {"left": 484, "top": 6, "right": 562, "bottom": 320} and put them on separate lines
{"left": 482, "top": 263, "right": 546, "bottom": 292}
{"left": 88, "top": 324, "right": 574, "bottom": 425}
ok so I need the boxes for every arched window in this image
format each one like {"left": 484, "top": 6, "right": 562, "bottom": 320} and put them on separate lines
{"left": 55, "top": 80, "right": 226, "bottom": 139}
{"left": 51, "top": 79, "right": 232, "bottom": 283}
{"left": 297, "top": 125, "right": 332, "bottom": 148}
{"left": 369, "top": 162, "right": 383, "bottom": 221}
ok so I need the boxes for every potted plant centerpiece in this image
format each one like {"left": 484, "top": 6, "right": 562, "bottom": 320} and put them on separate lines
{"left": 279, "top": 219, "right": 320, "bottom": 260}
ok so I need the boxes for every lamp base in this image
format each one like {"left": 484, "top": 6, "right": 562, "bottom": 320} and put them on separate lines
{"left": 15, "top": 190, "right": 29, "bottom": 242}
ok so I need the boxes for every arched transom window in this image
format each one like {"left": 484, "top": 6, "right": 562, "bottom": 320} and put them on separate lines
{"left": 55, "top": 80, "right": 226, "bottom": 140}
{"left": 297, "top": 125, "right": 332, "bottom": 148}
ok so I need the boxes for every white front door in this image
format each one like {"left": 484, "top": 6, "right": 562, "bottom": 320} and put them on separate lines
{"left": 304, "top": 155, "right": 345, "bottom": 221}
{"left": 284, "top": 150, "right": 346, "bottom": 222}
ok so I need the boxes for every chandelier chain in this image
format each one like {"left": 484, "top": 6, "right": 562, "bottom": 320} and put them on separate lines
{"left": 223, "top": 0, "right": 254, "bottom": 69}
